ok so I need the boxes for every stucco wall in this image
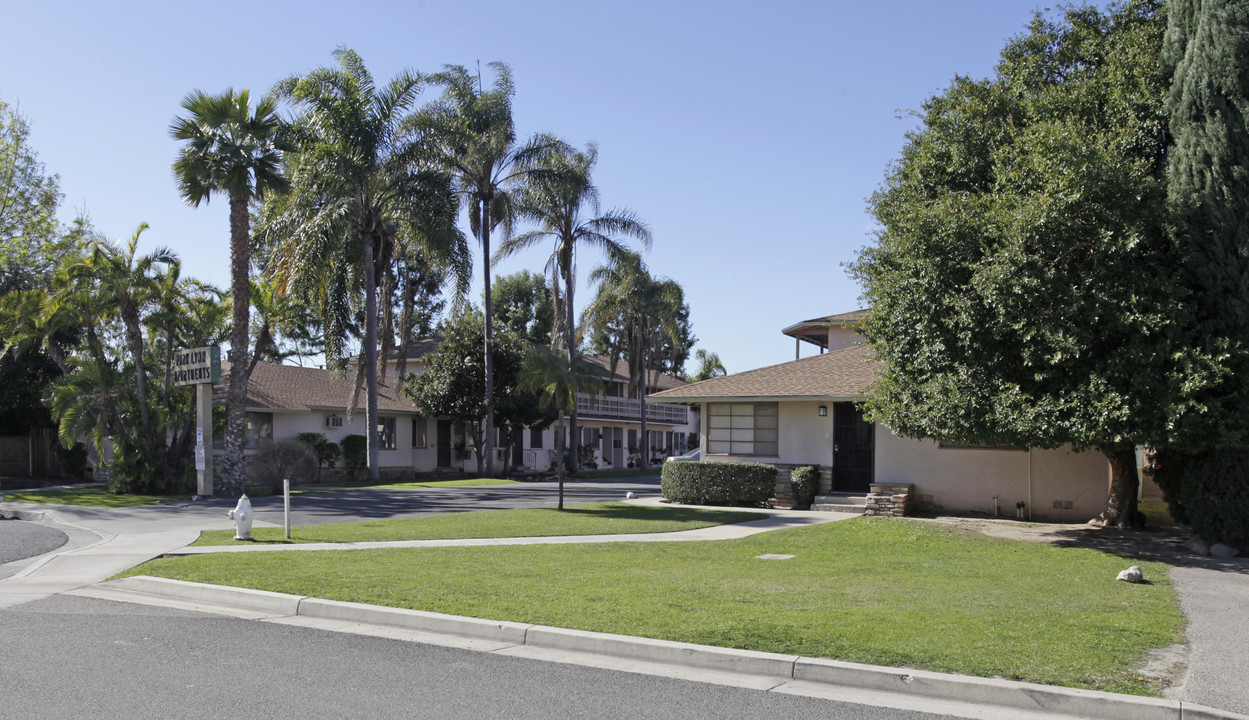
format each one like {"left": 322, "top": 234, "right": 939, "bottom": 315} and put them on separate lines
{"left": 826, "top": 327, "right": 864, "bottom": 352}
{"left": 875, "top": 430, "right": 1109, "bottom": 521}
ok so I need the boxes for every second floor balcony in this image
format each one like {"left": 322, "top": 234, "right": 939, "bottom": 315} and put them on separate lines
{"left": 576, "top": 394, "right": 690, "bottom": 426}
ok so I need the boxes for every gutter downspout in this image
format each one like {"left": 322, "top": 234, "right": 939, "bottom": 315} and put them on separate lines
{"left": 1027, "top": 449, "right": 1033, "bottom": 521}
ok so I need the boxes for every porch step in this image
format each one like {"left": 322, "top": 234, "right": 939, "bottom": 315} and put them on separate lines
{"left": 812, "top": 493, "right": 869, "bottom": 514}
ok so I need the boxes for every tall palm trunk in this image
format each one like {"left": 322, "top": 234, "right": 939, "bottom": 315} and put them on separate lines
{"left": 362, "top": 231, "right": 381, "bottom": 482}
{"left": 557, "top": 409, "right": 566, "bottom": 509}
{"left": 638, "top": 341, "right": 649, "bottom": 471}
{"left": 223, "top": 194, "right": 253, "bottom": 495}
{"left": 565, "top": 265, "right": 580, "bottom": 472}
{"left": 481, "top": 196, "right": 496, "bottom": 478}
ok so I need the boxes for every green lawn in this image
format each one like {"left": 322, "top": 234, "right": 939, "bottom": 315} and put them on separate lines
{"left": 192, "top": 502, "right": 765, "bottom": 545}
{"left": 1, "top": 487, "right": 185, "bottom": 508}
{"left": 128, "top": 517, "right": 1182, "bottom": 695}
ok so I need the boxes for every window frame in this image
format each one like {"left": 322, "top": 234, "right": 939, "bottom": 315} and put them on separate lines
{"left": 706, "top": 402, "right": 778, "bottom": 456}
{"left": 412, "top": 417, "right": 428, "bottom": 449}
{"left": 378, "top": 416, "right": 397, "bottom": 451}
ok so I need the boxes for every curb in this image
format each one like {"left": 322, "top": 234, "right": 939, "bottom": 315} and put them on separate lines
{"left": 100, "top": 576, "right": 1248, "bottom": 720}
{"left": 1, "top": 508, "right": 46, "bottom": 521}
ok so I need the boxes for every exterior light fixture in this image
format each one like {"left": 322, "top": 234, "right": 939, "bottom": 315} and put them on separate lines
{"left": 818, "top": 405, "right": 828, "bottom": 417}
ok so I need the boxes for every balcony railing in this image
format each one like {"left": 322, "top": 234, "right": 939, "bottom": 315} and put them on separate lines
{"left": 575, "top": 394, "right": 690, "bottom": 425}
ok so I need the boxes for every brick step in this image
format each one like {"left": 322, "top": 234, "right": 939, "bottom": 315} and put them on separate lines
{"left": 812, "top": 502, "right": 868, "bottom": 514}
{"left": 813, "top": 493, "right": 869, "bottom": 505}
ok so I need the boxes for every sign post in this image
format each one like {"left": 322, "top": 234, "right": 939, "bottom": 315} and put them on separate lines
{"left": 173, "top": 345, "right": 220, "bottom": 497}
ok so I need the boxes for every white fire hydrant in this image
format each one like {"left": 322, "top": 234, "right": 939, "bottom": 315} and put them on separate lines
{"left": 227, "top": 494, "right": 253, "bottom": 540}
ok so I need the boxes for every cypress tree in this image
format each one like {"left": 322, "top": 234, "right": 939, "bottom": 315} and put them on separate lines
{"left": 1154, "top": 0, "right": 1249, "bottom": 546}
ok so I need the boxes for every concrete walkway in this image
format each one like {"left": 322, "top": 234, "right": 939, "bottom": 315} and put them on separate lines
{"left": 3, "top": 487, "right": 1247, "bottom": 719}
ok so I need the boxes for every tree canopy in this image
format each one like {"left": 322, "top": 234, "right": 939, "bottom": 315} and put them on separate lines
{"left": 849, "top": 0, "right": 1206, "bottom": 526}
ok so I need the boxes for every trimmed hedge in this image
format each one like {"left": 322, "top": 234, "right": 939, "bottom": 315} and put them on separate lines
{"left": 341, "top": 434, "right": 368, "bottom": 481}
{"left": 1152, "top": 446, "right": 1249, "bottom": 548}
{"left": 791, "top": 465, "right": 820, "bottom": 509}
{"left": 661, "top": 461, "right": 776, "bottom": 507}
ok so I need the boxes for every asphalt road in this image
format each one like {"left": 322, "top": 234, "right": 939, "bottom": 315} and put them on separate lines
{"left": 0, "top": 595, "right": 953, "bottom": 720}
{"left": 0, "top": 517, "right": 67, "bottom": 564}
{"left": 241, "top": 477, "right": 664, "bottom": 527}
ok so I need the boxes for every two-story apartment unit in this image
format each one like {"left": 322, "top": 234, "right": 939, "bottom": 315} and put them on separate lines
{"left": 213, "top": 340, "right": 698, "bottom": 477}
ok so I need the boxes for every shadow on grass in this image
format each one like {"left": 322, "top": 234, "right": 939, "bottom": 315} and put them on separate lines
{"left": 551, "top": 505, "right": 763, "bottom": 524}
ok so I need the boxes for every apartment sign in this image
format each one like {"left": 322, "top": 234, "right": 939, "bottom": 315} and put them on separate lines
{"left": 173, "top": 345, "right": 221, "bottom": 386}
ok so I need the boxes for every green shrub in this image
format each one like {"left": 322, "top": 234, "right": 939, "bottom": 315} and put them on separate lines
{"left": 791, "top": 465, "right": 820, "bottom": 509}
{"left": 296, "top": 432, "right": 342, "bottom": 479}
{"left": 250, "top": 439, "right": 317, "bottom": 493}
{"left": 661, "top": 461, "right": 776, "bottom": 507}
{"left": 1152, "top": 446, "right": 1249, "bottom": 547}
{"left": 341, "top": 434, "right": 368, "bottom": 481}
{"left": 53, "top": 441, "right": 88, "bottom": 479}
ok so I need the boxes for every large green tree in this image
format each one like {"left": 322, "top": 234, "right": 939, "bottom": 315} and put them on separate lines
{"left": 415, "top": 62, "right": 564, "bottom": 476}
{"left": 260, "top": 48, "right": 463, "bottom": 482}
{"left": 491, "top": 269, "right": 554, "bottom": 345}
{"left": 498, "top": 143, "right": 652, "bottom": 472}
{"left": 849, "top": 1, "right": 1206, "bottom": 527}
{"left": 0, "top": 99, "right": 63, "bottom": 297}
{"left": 405, "top": 309, "right": 548, "bottom": 476}
{"left": 172, "top": 89, "right": 287, "bottom": 496}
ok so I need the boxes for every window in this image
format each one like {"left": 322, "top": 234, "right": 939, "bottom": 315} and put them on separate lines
{"left": 379, "top": 417, "right": 396, "bottom": 451}
{"left": 530, "top": 427, "right": 543, "bottom": 449}
{"left": 245, "top": 412, "right": 273, "bottom": 449}
{"left": 707, "top": 403, "right": 777, "bottom": 456}
{"left": 324, "top": 414, "right": 344, "bottom": 429}
{"left": 412, "top": 417, "right": 428, "bottom": 448}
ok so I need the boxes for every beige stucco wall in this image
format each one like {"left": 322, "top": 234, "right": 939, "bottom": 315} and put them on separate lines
{"left": 826, "top": 327, "right": 864, "bottom": 352}
{"left": 268, "top": 411, "right": 438, "bottom": 470}
{"left": 695, "top": 399, "right": 1110, "bottom": 521}
{"left": 875, "top": 430, "right": 1110, "bottom": 521}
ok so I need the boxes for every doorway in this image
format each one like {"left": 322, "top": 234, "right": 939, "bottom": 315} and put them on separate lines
{"left": 832, "top": 402, "right": 874, "bottom": 492}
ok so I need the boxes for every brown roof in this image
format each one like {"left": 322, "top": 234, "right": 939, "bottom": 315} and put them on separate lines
{"left": 581, "top": 355, "right": 687, "bottom": 391}
{"left": 218, "top": 361, "right": 418, "bottom": 414}
{"left": 648, "top": 344, "right": 877, "bottom": 402}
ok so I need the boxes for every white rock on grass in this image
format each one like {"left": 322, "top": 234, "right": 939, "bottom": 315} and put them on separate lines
{"left": 1185, "top": 536, "right": 1211, "bottom": 556}
{"left": 1117, "top": 566, "right": 1144, "bottom": 583}
{"left": 1210, "top": 543, "right": 1241, "bottom": 559}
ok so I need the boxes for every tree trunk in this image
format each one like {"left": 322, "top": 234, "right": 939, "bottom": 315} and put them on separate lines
{"left": 638, "top": 343, "right": 649, "bottom": 471}
{"left": 557, "top": 410, "right": 566, "bottom": 509}
{"left": 566, "top": 266, "right": 580, "bottom": 473}
{"left": 362, "top": 232, "right": 381, "bottom": 483}
{"left": 1096, "top": 447, "right": 1142, "bottom": 528}
{"left": 482, "top": 196, "right": 495, "bottom": 478}
{"left": 221, "top": 194, "right": 254, "bottom": 496}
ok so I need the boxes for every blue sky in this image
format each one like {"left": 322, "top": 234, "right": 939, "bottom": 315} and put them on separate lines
{"left": 2, "top": 0, "right": 1065, "bottom": 375}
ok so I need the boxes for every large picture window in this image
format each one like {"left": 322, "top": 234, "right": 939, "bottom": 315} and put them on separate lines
{"left": 707, "top": 403, "right": 777, "bottom": 456}
{"left": 245, "top": 412, "right": 273, "bottom": 449}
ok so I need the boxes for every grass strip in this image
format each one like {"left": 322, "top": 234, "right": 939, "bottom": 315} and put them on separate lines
{"left": 131, "top": 517, "right": 1182, "bottom": 695}
{"left": 1, "top": 487, "right": 184, "bottom": 508}
{"left": 192, "top": 502, "right": 766, "bottom": 545}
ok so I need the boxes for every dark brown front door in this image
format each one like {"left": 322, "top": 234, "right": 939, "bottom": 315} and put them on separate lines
{"left": 437, "top": 419, "right": 452, "bottom": 467}
{"left": 833, "top": 402, "right": 874, "bottom": 492}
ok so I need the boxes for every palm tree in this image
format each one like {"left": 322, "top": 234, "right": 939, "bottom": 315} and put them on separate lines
{"left": 172, "top": 88, "right": 287, "bottom": 496}
{"left": 416, "top": 62, "right": 566, "bottom": 476}
{"left": 497, "top": 143, "right": 651, "bottom": 472}
{"left": 519, "top": 347, "right": 603, "bottom": 508}
{"left": 690, "top": 348, "right": 727, "bottom": 381}
{"left": 260, "top": 48, "right": 463, "bottom": 482}
{"left": 583, "top": 253, "right": 683, "bottom": 470}
{"left": 60, "top": 225, "right": 176, "bottom": 447}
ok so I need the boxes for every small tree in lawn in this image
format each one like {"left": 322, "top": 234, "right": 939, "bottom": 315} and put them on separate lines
{"left": 519, "top": 347, "right": 603, "bottom": 509}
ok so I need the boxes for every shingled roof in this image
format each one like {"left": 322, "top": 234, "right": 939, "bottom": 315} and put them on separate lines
{"left": 218, "top": 361, "right": 418, "bottom": 414}
{"left": 648, "top": 344, "right": 877, "bottom": 402}
{"left": 580, "top": 354, "right": 687, "bottom": 391}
